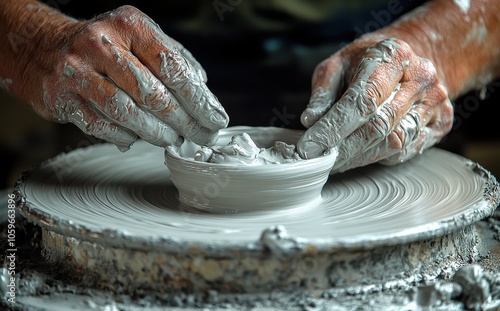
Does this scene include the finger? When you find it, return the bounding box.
[301,56,344,128]
[93,46,218,146]
[381,98,453,165]
[333,94,453,173]
[169,37,208,83]
[380,81,452,165]
[53,93,137,151]
[158,50,228,130]
[111,7,208,82]
[378,72,453,162]
[332,107,422,173]
[333,78,432,166]
[297,39,408,159]
[332,82,400,167]
[127,22,229,131]
[72,68,184,148]
[333,83,452,172]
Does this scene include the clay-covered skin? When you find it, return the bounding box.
[298,0,500,173]
[1,0,499,172]
[194,133,302,165]
[0,0,228,151]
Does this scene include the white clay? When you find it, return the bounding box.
[454,0,470,14]
[101,34,111,44]
[20,128,490,243]
[194,132,301,165]
[63,64,76,77]
[298,39,401,159]
[166,127,337,212]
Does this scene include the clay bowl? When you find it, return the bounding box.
[165,126,337,213]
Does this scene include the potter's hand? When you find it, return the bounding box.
[297,38,453,173]
[25,5,228,151]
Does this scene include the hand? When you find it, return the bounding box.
[297,37,453,173]
[28,6,228,151]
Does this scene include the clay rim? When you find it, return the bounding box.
[165,126,337,171]
[13,143,499,257]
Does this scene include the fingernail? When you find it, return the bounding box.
[210,111,229,128]
[300,109,316,128]
[194,146,213,162]
[116,145,131,152]
[301,107,325,128]
[299,141,325,159]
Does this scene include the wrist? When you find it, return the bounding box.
[368,0,500,99]
[363,20,455,96]
[8,2,81,105]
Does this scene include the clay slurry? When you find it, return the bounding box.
[193,133,303,165]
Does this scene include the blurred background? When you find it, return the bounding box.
[1,0,499,189]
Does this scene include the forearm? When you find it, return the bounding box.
[372,0,500,99]
[0,0,77,100]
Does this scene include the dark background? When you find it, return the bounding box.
[1,0,499,188]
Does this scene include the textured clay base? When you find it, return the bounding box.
[14,127,500,294]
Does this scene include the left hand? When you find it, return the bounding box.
[11,5,228,151]
[296,36,454,173]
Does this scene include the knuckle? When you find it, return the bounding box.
[110,99,133,124]
[388,128,405,150]
[360,100,377,119]
[312,57,340,86]
[367,116,390,138]
[393,39,413,59]
[344,85,377,118]
[362,38,413,66]
[433,83,449,103]
[366,39,399,62]
[143,125,165,145]
[363,79,383,103]
[390,109,421,150]
[441,101,454,133]
[147,90,177,114]
[55,52,83,79]
[418,58,438,82]
[160,50,191,83]
[80,23,103,40]
[84,115,100,134]
[113,5,143,18]
[75,23,109,51]
[359,93,378,117]
[378,105,397,130]
[372,38,412,63]
[61,52,82,67]
[313,60,330,80]
[94,5,148,32]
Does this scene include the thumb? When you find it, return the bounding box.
[301,55,344,128]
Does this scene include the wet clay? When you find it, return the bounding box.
[165,127,337,212]
[194,133,302,165]
[13,124,500,296]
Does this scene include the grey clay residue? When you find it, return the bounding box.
[194,133,302,165]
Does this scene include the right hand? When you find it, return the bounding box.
[297,36,453,173]
[27,5,228,151]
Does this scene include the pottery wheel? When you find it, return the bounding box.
[15,130,499,294]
